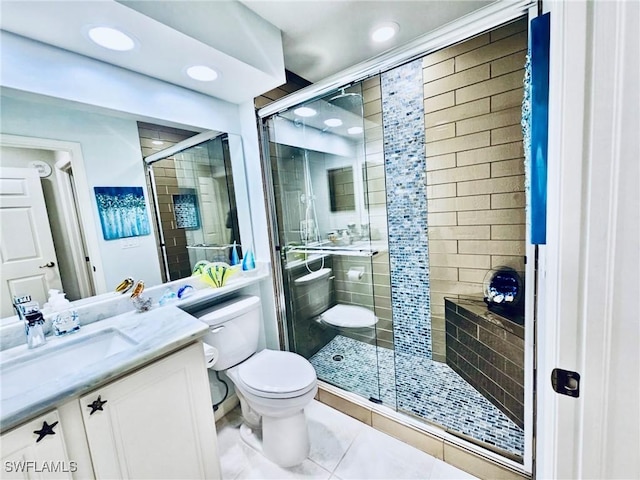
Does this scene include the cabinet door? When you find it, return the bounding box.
[80,342,220,479]
[1,410,73,479]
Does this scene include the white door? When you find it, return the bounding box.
[199,176,228,246]
[539,1,640,479]
[0,167,62,317]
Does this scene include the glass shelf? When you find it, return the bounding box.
[286,244,379,257]
[186,244,236,251]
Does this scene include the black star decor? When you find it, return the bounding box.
[33,420,58,443]
[87,395,108,415]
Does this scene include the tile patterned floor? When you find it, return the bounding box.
[216,400,478,480]
[310,335,524,458]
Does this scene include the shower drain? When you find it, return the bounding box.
[332,354,344,362]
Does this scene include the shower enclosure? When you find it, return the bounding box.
[261,15,531,468]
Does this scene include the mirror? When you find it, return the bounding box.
[327,166,355,212]
[0,91,252,319]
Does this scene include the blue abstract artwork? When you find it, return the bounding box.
[173,192,200,229]
[94,186,151,240]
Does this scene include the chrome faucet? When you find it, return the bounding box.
[13,295,47,349]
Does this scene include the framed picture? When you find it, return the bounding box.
[94,186,151,240]
[173,191,200,229]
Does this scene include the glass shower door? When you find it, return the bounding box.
[264,83,391,406]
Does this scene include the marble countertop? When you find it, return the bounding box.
[1,305,206,432]
[0,267,269,351]
[0,267,271,432]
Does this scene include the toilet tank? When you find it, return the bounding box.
[294,268,332,317]
[195,295,261,370]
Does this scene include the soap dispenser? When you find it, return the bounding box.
[47,289,79,336]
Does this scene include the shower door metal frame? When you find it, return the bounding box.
[258,0,535,119]
[259,92,389,405]
[257,117,291,351]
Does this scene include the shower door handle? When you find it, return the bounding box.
[551,368,580,398]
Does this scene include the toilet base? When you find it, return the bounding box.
[239,423,263,453]
[239,410,310,467]
[263,409,310,467]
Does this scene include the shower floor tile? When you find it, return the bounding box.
[309,335,525,458]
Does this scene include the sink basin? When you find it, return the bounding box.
[1,328,138,401]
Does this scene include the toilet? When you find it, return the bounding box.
[294,268,378,339]
[195,295,317,467]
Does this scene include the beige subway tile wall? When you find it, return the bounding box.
[254,70,311,109]
[422,18,527,362]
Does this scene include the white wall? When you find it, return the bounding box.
[237,101,281,349]
[538,1,640,479]
[0,31,242,135]
[0,96,163,292]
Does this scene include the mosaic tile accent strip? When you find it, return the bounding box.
[310,335,525,458]
[381,59,432,358]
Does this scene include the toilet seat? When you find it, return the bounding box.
[235,350,317,399]
[321,304,378,328]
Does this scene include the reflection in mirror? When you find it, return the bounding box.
[1,94,252,322]
[145,131,241,281]
[327,166,355,212]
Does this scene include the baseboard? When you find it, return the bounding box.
[213,393,239,422]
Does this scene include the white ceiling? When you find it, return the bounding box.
[240,0,494,82]
[0,0,495,103]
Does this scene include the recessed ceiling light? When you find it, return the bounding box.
[88,26,135,51]
[324,118,343,127]
[347,126,363,135]
[186,65,219,82]
[294,107,317,117]
[152,140,164,146]
[371,22,399,43]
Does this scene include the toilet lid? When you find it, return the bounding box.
[321,304,378,328]
[238,350,317,398]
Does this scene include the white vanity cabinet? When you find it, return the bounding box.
[80,342,220,479]
[1,342,220,480]
[1,410,73,479]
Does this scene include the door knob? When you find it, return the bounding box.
[39,262,55,268]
